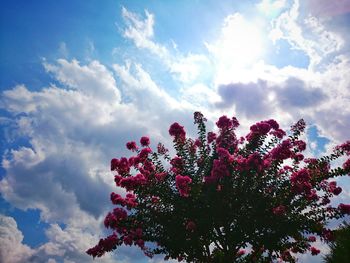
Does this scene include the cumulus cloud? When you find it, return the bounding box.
[44,59,121,104]
[0,57,197,262]
[215,80,275,118]
[1,4,349,263]
[269,0,344,69]
[0,215,33,263]
[275,77,327,108]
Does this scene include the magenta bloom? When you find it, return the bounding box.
[207,132,217,143]
[111,158,119,171]
[266,119,279,130]
[89,112,350,262]
[272,205,286,216]
[169,122,186,139]
[155,172,167,181]
[310,246,320,256]
[139,147,152,160]
[140,136,150,147]
[343,159,350,174]
[185,221,196,231]
[338,203,350,214]
[126,141,138,151]
[216,115,233,129]
[175,175,192,197]
[308,236,316,242]
[86,233,119,258]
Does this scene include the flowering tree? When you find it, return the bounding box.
[87,112,350,262]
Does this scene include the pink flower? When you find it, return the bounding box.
[207,132,217,143]
[333,187,342,195]
[211,159,230,179]
[266,119,279,130]
[135,228,143,237]
[338,203,350,214]
[217,147,232,162]
[281,250,291,261]
[157,143,168,154]
[123,235,133,246]
[194,111,206,123]
[170,156,183,168]
[155,172,167,181]
[216,115,233,129]
[322,228,334,241]
[114,175,123,186]
[175,175,192,197]
[310,246,320,255]
[294,140,306,151]
[126,141,138,151]
[185,221,196,231]
[237,249,245,256]
[272,205,286,216]
[151,196,160,203]
[111,158,119,171]
[116,157,130,175]
[135,239,145,248]
[291,119,306,133]
[343,159,350,174]
[104,212,117,229]
[270,139,293,160]
[329,181,342,195]
[308,236,316,242]
[250,121,271,135]
[113,208,128,221]
[110,192,125,206]
[139,148,152,160]
[270,128,286,139]
[169,122,186,139]
[140,136,150,147]
[335,141,350,155]
[120,174,146,191]
[86,233,119,258]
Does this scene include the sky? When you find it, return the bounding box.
[0,0,350,262]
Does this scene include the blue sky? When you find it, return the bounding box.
[0,0,350,262]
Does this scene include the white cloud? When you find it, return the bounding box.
[121,7,210,84]
[1,4,349,263]
[0,58,197,262]
[270,0,344,69]
[0,215,33,263]
[121,7,168,59]
[44,59,121,104]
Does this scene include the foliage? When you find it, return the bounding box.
[87,112,350,262]
[323,222,350,263]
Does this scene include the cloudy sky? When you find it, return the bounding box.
[1,0,350,262]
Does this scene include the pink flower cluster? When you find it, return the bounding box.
[175,175,192,197]
[86,233,120,258]
[169,122,186,140]
[290,169,312,194]
[88,112,350,262]
[115,173,147,191]
[216,115,239,129]
[111,192,138,209]
[272,205,286,216]
[338,203,350,214]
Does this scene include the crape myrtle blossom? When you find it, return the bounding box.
[88,112,350,262]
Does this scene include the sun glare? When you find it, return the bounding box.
[208,14,265,68]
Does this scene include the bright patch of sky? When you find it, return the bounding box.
[1,0,350,262]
